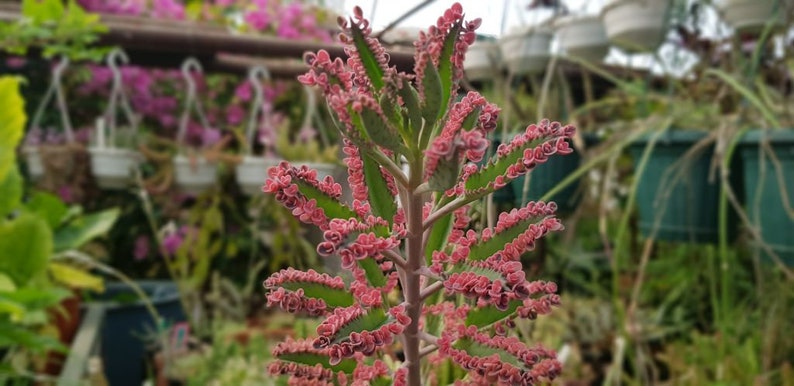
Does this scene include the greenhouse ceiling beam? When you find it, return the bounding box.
[0,2,416,74]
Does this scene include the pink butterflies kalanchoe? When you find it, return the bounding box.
[262,2,574,385]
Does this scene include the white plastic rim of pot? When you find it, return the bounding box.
[601,0,671,53]
[464,40,501,81]
[173,154,217,195]
[556,15,610,62]
[89,147,142,189]
[22,147,44,181]
[235,155,280,196]
[499,27,553,75]
[717,0,793,34]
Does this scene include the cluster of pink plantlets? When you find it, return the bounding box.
[261,3,574,385]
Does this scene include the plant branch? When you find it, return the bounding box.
[382,249,408,269]
[419,344,439,358]
[423,196,468,230]
[366,147,409,187]
[418,331,439,345]
[420,281,444,301]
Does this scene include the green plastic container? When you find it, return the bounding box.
[738,130,794,265]
[629,131,738,243]
[511,134,597,214]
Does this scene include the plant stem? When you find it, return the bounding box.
[420,281,444,301]
[402,158,425,385]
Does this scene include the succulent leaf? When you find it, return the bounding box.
[276,352,358,374]
[465,300,522,327]
[361,154,397,227]
[279,282,355,308]
[467,216,550,261]
[358,257,387,288]
[349,21,385,91]
[333,307,389,344]
[294,179,358,221]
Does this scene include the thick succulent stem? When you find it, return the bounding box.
[402,158,425,385]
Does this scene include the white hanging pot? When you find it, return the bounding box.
[464,39,501,81]
[235,155,279,196]
[173,154,217,195]
[89,147,142,189]
[498,27,553,75]
[716,0,793,34]
[22,147,44,181]
[601,0,671,53]
[555,15,610,62]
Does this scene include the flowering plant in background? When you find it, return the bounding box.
[77,0,336,42]
[262,3,574,385]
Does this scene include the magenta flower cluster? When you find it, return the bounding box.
[262,3,573,385]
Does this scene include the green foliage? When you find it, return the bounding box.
[0,77,26,186]
[0,214,52,288]
[0,0,109,61]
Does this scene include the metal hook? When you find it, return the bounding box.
[30,55,74,143]
[177,57,210,149]
[244,65,271,155]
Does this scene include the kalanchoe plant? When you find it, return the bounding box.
[261,3,575,385]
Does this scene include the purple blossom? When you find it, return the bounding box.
[134,235,150,260]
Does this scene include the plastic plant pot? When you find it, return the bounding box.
[173,154,217,195]
[555,15,610,62]
[235,155,280,196]
[738,129,794,265]
[89,280,185,386]
[717,0,793,35]
[498,27,553,75]
[629,131,739,243]
[464,38,501,81]
[601,0,671,53]
[89,147,142,189]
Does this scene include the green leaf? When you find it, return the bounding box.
[453,337,525,369]
[0,214,52,287]
[435,21,463,122]
[0,320,66,353]
[361,154,397,225]
[280,282,355,308]
[349,21,385,92]
[467,216,549,261]
[420,60,443,130]
[24,191,68,229]
[53,208,120,252]
[464,300,521,328]
[333,307,389,344]
[0,273,16,292]
[358,257,387,288]
[398,83,424,140]
[0,164,22,218]
[48,262,104,292]
[294,180,358,222]
[425,211,453,264]
[360,107,403,152]
[277,352,358,374]
[447,264,504,282]
[0,76,26,183]
[428,156,460,192]
[464,135,558,193]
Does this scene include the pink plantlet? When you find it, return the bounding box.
[262,3,575,385]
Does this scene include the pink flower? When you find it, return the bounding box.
[134,235,150,260]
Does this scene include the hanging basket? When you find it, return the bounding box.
[88,50,143,190]
[716,0,793,35]
[89,147,142,189]
[172,58,218,195]
[601,0,671,53]
[173,154,217,195]
[629,131,739,243]
[236,155,279,196]
[464,38,501,81]
[738,129,794,265]
[498,27,552,75]
[22,146,45,181]
[555,15,610,62]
